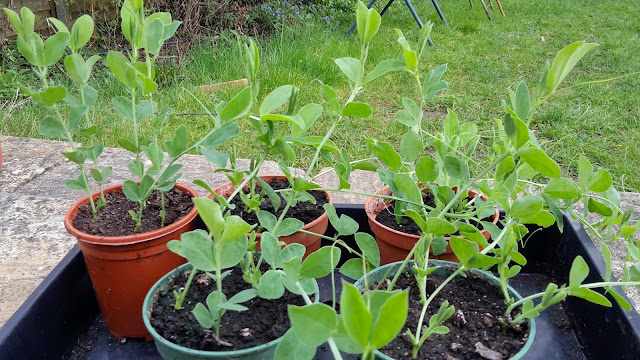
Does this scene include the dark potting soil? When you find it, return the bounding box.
[379,269,529,360]
[226,179,328,227]
[72,188,194,237]
[376,194,493,236]
[149,265,308,351]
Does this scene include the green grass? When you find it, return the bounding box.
[2,0,639,189]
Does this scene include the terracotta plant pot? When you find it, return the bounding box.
[64,183,198,339]
[365,186,499,265]
[212,175,332,258]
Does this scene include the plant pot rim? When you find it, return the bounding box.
[143,262,319,357]
[365,186,499,240]
[211,174,333,233]
[64,182,199,246]
[357,259,536,360]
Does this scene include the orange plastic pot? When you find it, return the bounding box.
[64,183,198,339]
[365,186,499,265]
[212,175,331,258]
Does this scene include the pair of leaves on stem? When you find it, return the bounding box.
[275,282,408,360]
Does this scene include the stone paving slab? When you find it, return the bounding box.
[0,135,637,329]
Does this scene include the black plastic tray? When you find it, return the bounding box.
[1,204,639,359]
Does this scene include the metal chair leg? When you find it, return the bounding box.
[479,0,492,20]
[431,0,448,26]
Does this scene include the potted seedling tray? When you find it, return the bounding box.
[1,204,639,359]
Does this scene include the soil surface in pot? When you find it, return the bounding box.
[149,264,308,351]
[379,268,529,360]
[72,188,194,236]
[226,179,328,227]
[376,194,492,236]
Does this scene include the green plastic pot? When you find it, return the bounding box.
[143,262,319,360]
[354,260,536,360]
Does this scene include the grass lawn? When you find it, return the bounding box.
[2,0,639,189]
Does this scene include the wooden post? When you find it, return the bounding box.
[53,0,72,26]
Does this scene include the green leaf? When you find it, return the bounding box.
[193,198,224,240]
[340,282,372,348]
[292,103,323,137]
[274,218,304,237]
[569,287,612,307]
[220,86,252,122]
[518,148,561,178]
[274,139,295,161]
[69,15,94,51]
[355,233,380,267]
[65,178,86,191]
[368,139,402,172]
[569,256,589,290]
[364,6,381,43]
[135,100,157,123]
[258,270,285,299]
[400,131,422,162]
[335,57,361,83]
[200,148,229,168]
[395,174,422,205]
[547,41,599,92]
[43,32,70,66]
[167,239,185,257]
[112,96,134,121]
[519,211,556,227]
[258,211,277,232]
[543,178,580,199]
[277,243,306,268]
[289,304,337,347]
[587,169,612,193]
[220,216,255,244]
[339,258,366,280]
[218,236,249,269]
[370,290,408,348]
[511,195,543,218]
[261,114,305,130]
[192,303,214,329]
[32,86,67,107]
[514,81,531,122]
[341,102,372,118]
[38,116,66,138]
[606,288,631,311]
[323,204,359,236]
[426,218,456,236]
[181,230,216,271]
[578,155,593,186]
[587,198,613,216]
[394,110,418,128]
[260,85,295,115]
[416,157,439,183]
[260,232,281,267]
[364,59,406,84]
[300,247,341,279]
[450,236,479,266]
[443,155,469,181]
[423,64,449,101]
[444,109,459,139]
[106,51,138,89]
[275,329,317,360]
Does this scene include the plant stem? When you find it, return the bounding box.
[175,265,197,310]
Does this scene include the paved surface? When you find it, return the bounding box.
[0,135,637,328]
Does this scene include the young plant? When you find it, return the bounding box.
[4,7,110,216]
[360,38,640,358]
